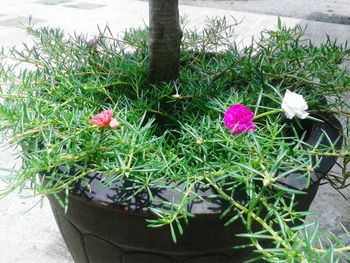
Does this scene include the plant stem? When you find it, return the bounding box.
[166,180,199,225]
[305,150,350,157]
[205,176,292,251]
[207,176,350,258]
[309,109,350,117]
[8,126,43,144]
[254,109,283,121]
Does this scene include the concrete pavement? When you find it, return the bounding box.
[0,0,349,262]
[181,0,350,25]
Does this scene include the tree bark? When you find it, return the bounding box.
[148,0,182,84]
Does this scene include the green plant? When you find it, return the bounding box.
[1,19,350,262]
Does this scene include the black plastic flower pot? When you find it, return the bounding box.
[46,117,342,263]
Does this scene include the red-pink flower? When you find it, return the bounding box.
[224,104,255,135]
[89,109,113,127]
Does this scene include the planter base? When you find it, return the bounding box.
[48,183,319,263]
[49,195,254,263]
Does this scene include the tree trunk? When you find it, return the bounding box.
[148,0,182,84]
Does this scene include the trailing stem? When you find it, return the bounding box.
[205,177,350,260]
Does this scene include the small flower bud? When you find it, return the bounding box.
[196,138,203,145]
[109,118,120,129]
[263,176,274,187]
[172,93,181,99]
[87,37,100,47]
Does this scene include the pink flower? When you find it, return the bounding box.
[224,104,255,135]
[87,37,100,47]
[89,109,113,127]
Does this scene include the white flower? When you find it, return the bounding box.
[281,89,309,119]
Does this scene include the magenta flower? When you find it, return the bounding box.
[224,104,255,135]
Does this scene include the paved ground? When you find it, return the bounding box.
[0,0,349,262]
[180,0,350,25]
